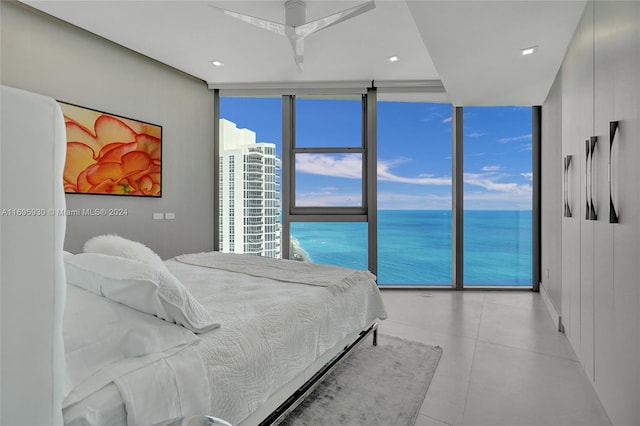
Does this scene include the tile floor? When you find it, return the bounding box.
[378,290,612,426]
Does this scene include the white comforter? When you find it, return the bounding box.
[165,256,388,425]
[63,255,387,425]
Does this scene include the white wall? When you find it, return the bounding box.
[0,2,215,259]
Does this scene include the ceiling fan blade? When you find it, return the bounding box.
[286,32,305,71]
[295,0,375,38]
[209,5,288,37]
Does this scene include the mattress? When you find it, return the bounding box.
[63,256,387,425]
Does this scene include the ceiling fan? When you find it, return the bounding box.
[210,0,376,71]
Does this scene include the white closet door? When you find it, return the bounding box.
[576,1,596,382]
[595,2,640,425]
[560,63,582,355]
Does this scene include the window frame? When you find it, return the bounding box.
[281,91,378,275]
[289,94,368,214]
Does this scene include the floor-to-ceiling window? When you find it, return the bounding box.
[214,90,535,288]
[463,106,533,286]
[377,101,452,285]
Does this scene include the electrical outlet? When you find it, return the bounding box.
[153,213,164,220]
[165,212,175,220]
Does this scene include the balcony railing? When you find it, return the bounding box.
[245,208,263,217]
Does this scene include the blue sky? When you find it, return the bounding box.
[220,97,532,210]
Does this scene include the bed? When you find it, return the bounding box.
[0,85,387,426]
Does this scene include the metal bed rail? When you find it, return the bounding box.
[258,322,379,426]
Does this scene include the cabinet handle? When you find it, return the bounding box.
[589,136,598,221]
[564,155,573,217]
[585,139,590,220]
[609,121,619,223]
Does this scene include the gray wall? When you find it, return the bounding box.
[1,2,215,259]
[540,72,563,314]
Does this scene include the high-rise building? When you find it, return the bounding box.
[218,119,281,258]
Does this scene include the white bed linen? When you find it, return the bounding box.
[63,285,205,408]
[62,257,387,425]
[114,345,210,426]
[165,257,388,425]
[63,384,126,426]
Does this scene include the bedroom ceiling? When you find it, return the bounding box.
[20,0,587,106]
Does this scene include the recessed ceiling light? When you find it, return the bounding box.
[210,60,224,67]
[388,55,399,63]
[521,46,538,56]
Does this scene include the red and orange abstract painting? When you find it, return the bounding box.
[59,102,161,197]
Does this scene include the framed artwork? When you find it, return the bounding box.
[58,101,162,197]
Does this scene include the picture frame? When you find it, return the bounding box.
[58,101,162,197]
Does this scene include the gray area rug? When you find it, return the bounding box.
[280,334,442,426]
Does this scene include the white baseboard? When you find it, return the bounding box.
[539,283,563,332]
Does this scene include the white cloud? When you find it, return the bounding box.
[521,172,533,181]
[481,165,502,172]
[295,154,532,209]
[467,132,486,138]
[465,163,533,208]
[441,117,452,124]
[382,158,451,185]
[464,172,532,195]
[421,112,444,122]
[295,154,362,179]
[498,134,532,143]
[465,173,517,191]
[377,192,452,210]
[296,154,452,186]
[295,192,362,207]
[378,162,450,185]
[463,190,532,210]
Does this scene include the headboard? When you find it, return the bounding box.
[1,85,67,425]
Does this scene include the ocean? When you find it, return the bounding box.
[290,210,532,286]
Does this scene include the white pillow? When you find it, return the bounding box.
[83,235,166,271]
[65,253,220,334]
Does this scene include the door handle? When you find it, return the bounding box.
[609,121,619,224]
[585,137,598,221]
[564,155,573,217]
[589,136,598,221]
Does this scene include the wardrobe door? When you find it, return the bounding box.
[560,20,584,356]
[576,1,596,382]
[595,2,640,425]
[592,0,615,393]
